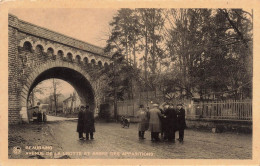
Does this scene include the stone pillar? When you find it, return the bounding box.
[8,15,22,124]
[20,106,29,123]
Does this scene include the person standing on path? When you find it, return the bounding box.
[137,104,149,139]
[164,104,178,142]
[77,106,86,140]
[159,102,168,140]
[176,104,186,143]
[148,103,164,141]
[84,105,95,140]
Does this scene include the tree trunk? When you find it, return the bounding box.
[53,79,57,115]
[133,43,136,67]
[144,26,149,106]
[113,61,118,120]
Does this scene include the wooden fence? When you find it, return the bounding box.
[189,100,252,121]
[117,100,144,117]
[117,99,252,121]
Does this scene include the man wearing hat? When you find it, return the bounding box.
[164,104,178,142]
[84,105,95,140]
[159,102,168,140]
[148,103,164,141]
[137,104,149,139]
[77,105,86,140]
[176,104,186,142]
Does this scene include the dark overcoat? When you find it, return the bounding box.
[159,109,167,133]
[84,110,95,133]
[77,110,85,133]
[176,108,186,130]
[164,108,178,132]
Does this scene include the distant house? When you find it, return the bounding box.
[63,92,81,114]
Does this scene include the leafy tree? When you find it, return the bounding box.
[28,82,45,107]
[103,52,138,118]
[164,9,252,100]
[105,8,253,102]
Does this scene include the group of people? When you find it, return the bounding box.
[77,105,95,140]
[137,102,186,143]
[76,102,186,142]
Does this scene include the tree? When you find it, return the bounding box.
[28,82,46,107]
[102,51,138,119]
[164,9,252,100]
[105,9,142,100]
[106,9,141,65]
[137,9,166,95]
[105,8,253,103]
[51,79,62,115]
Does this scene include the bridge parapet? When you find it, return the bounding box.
[9,14,112,64]
[8,14,112,124]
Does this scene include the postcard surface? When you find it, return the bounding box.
[0,0,260,165]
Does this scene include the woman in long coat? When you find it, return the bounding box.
[77,106,86,140]
[84,106,95,140]
[137,104,148,139]
[148,104,164,141]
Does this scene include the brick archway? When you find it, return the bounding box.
[8,14,112,124]
[19,61,97,123]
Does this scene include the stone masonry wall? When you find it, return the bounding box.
[8,21,21,124]
[8,14,111,124]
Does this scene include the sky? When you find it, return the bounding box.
[10,9,118,100]
[34,79,74,100]
[9,8,118,47]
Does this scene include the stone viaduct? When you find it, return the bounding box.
[8,14,112,124]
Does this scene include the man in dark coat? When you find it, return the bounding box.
[84,105,95,140]
[176,104,186,142]
[159,105,167,140]
[164,104,178,142]
[77,106,86,140]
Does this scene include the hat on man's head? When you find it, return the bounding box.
[80,105,85,109]
[164,104,170,109]
[177,103,183,106]
[153,103,159,107]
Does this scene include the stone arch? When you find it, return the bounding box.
[44,44,56,53]
[19,37,34,48]
[46,47,53,56]
[47,47,56,60]
[33,41,45,52]
[35,44,44,54]
[91,59,96,66]
[57,50,64,60]
[19,61,97,122]
[55,48,64,55]
[75,55,82,64]
[83,57,89,65]
[104,62,109,69]
[98,61,103,68]
[23,41,33,52]
[66,52,73,62]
